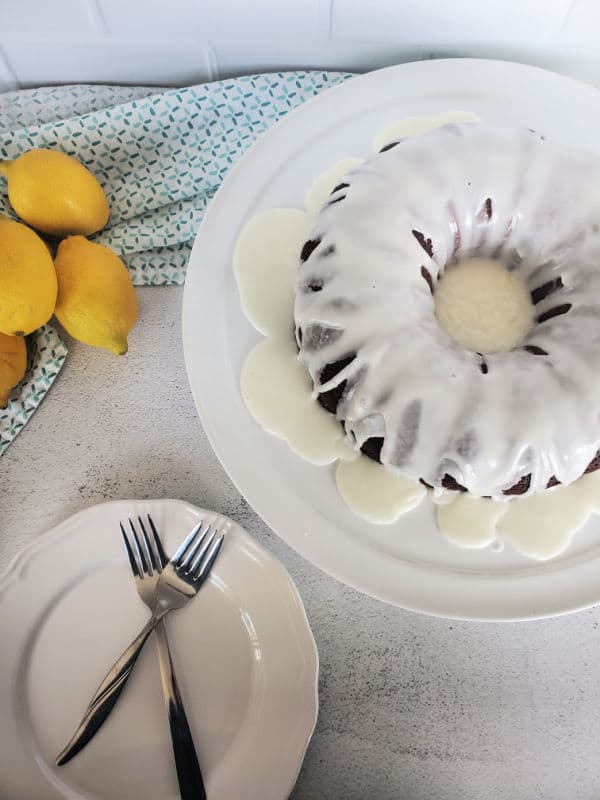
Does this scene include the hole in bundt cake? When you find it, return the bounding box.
[317,355,356,414]
[420,265,434,294]
[360,437,384,461]
[300,238,322,262]
[434,258,534,355]
[330,182,349,194]
[531,276,563,304]
[412,229,434,257]
[536,303,571,324]
[379,141,400,152]
[523,345,548,356]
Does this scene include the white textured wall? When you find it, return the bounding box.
[1,0,600,92]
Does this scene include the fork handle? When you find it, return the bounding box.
[156,620,207,800]
[56,615,160,766]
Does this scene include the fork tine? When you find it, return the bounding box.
[187,529,216,575]
[120,522,141,578]
[129,518,151,576]
[147,514,168,568]
[137,516,160,573]
[172,521,204,567]
[180,524,212,570]
[192,534,224,583]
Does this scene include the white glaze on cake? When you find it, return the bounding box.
[374,111,480,152]
[234,208,311,336]
[437,470,600,559]
[336,456,426,524]
[295,123,600,498]
[305,158,365,216]
[241,337,354,464]
[235,113,600,561]
[235,206,355,464]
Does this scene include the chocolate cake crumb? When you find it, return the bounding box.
[585,450,600,474]
[442,474,467,492]
[531,276,563,304]
[503,474,532,495]
[420,265,434,294]
[300,238,321,262]
[412,229,434,257]
[536,303,571,324]
[361,437,384,461]
[319,355,355,385]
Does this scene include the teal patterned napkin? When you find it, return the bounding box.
[0,71,352,455]
[0,328,68,455]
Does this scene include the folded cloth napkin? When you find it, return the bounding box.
[0,70,352,456]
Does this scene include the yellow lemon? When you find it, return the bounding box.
[0,218,57,335]
[0,149,110,236]
[54,236,137,355]
[0,332,26,408]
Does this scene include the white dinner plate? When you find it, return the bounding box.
[0,499,318,800]
[182,58,600,621]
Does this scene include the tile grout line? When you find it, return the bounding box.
[87,0,109,34]
[557,0,578,37]
[0,42,20,90]
[206,42,219,82]
[327,0,334,39]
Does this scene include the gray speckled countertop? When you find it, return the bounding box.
[3,286,600,800]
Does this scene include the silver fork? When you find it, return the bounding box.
[56,518,225,769]
[121,515,207,800]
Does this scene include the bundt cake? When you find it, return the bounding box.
[294,123,600,499]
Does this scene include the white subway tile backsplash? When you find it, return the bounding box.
[1,0,99,33]
[99,0,203,37]
[99,0,320,39]
[212,38,427,77]
[2,35,213,87]
[331,0,571,44]
[2,0,600,93]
